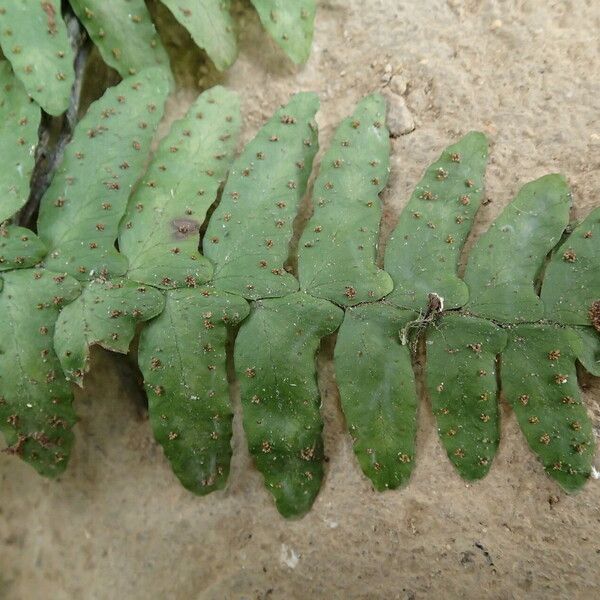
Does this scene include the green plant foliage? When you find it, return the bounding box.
[0,61,41,223]
[426,313,507,480]
[573,326,600,377]
[138,287,249,494]
[250,0,316,64]
[541,207,600,326]
[120,86,241,289]
[159,0,238,71]
[0,70,598,510]
[0,0,74,116]
[298,93,393,306]
[54,278,165,386]
[235,292,343,517]
[37,67,171,280]
[0,268,81,476]
[0,225,47,271]
[502,325,594,491]
[334,304,418,490]
[0,0,319,104]
[204,92,319,300]
[464,174,571,322]
[70,0,171,78]
[384,132,488,312]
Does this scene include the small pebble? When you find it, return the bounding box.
[390,74,408,96]
[383,90,415,136]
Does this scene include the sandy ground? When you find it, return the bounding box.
[2,1,600,598]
